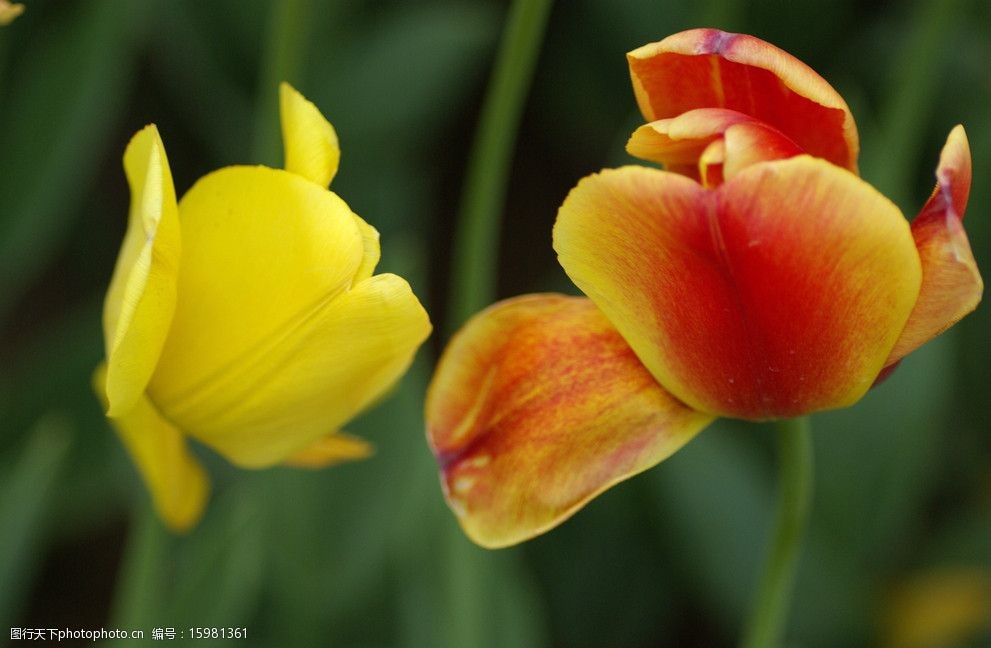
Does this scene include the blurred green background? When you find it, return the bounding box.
[1,0,989,646]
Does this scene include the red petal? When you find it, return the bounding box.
[627,108,802,186]
[554,157,921,419]
[628,29,858,172]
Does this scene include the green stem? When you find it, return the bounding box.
[446,0,553,334]
[251,0,314,166]
[740,417,814,648]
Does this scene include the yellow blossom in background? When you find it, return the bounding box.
[94,83,432,532]
[882,567,991,648]
[0,0,24,26]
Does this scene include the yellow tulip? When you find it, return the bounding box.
[94,83,432,532]
[0,0,24,26]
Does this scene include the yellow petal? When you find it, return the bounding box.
[102,125,180,417]
[283,432,374,469]
[554,158,921,419]
[0,0,24,25]
[157,273,430,468]
[149,165,364,415]
[882,567,991,648]
[426,294,713,548]
[93,364,208,533]
[279,82,340,187]
[351,213,381,284]
[886,125,982,364]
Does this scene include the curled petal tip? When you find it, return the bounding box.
[279,82,341,187]
[886,126,981,364]
[936,124,971,218]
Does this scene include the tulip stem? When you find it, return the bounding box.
[446,0,553,334]
[740,416,814,648]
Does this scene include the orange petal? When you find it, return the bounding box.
[886,125,982,364]
[628,29,858,172]
[554,157,921,420]
[627,108,802,186]
[426,294,713,548]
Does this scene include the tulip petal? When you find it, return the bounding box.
[93,364,209,532]
[0,1,24,26]
[628,29,858,171]
[102,125,181,417]
[283,432,374,469]
[697,139,726,187]
[554,157,921,419]
[627,108,802,185]
[886,125,982,364]
[426,294,713,548]
[158,273,430,468]
[627,108,752,167]
[149,165,364,415]
[722,120,804,180]
[882,568,991,648]
[280,82,340,187]
[351,213,381,284]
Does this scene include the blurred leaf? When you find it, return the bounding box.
[147,4,254,164]
[527,482,677,647]
[0,297,125,539]
[109,507,173,630]
[0,0,150,324]
[2,297,102,435]
[788,532,874,647]
[796,336,955,647]
[922,508,991,577]
[110,483,267,647]
[860,0,962,206]
[167,481,268,632]
[308,1,500,147]
[443,535,546,648]
[814,335,954,572]
[252,0,318,165]
[0,415,72,632]
[646,421,773,638]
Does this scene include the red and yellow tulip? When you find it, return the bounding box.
[427,29,982,548]
[95,83,431,531]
